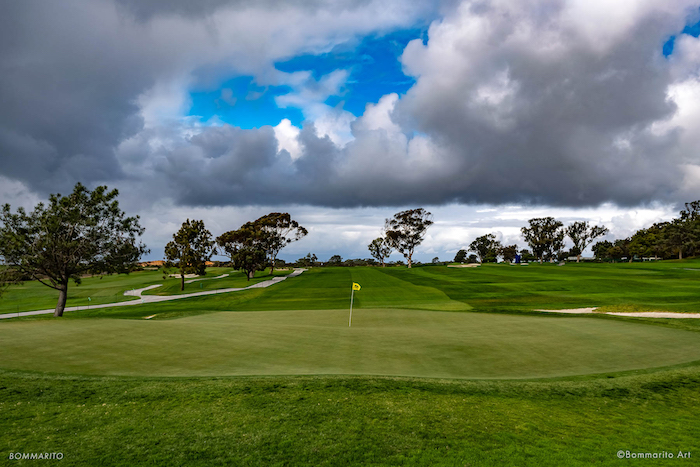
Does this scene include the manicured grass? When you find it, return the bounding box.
[141,268,292,296]
[3,262,700,464]
[1,309,700,378]
[0,267,287,314]
[375,261,700,313]
[1,368,699,466]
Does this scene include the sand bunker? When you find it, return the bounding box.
[536,307,700,318]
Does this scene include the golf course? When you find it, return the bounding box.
[2,262,700,465]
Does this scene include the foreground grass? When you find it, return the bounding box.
[1,368,699,466]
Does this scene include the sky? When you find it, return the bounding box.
[2,0,700,263]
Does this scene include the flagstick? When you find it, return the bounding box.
[349,287,355,327]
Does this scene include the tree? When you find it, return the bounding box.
[216,221,268,281]
[629,224,667,260]
[165,219,214,290]
[500,244,518,263]
[384,208,433,268]
[254,213,308,274]
[453,249,468,263]
[327,255,343,265]
[521,217,564,262]
[663,201,700,259]
[297,253,317,267]
[0,183,148,317]
[519,249,537,262]
[368,237,392,267]
[469,234,502,263]
[611,238,632,262]
[592,240,613,261]
[565,221,609,262]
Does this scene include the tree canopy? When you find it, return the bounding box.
[469,234,502,263]
[565,221,609,262]
[254,213,307,274]
[384,208,433,268]
[216,221,268,281]
[500,244,519,263]
[453,249,468,263]
[368,237,392,267]
[165,219,214,290]
[521,217,564,262]
[0,183,147,316]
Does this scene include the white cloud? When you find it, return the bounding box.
[274,118,302,160]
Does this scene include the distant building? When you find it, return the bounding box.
[140,260,215,267]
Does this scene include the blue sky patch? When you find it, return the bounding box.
[187,28,427,128]
[663,16,700,57]
[276,28,427,116]
[188,76,304,128]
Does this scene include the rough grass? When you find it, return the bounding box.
[1,368,699,466]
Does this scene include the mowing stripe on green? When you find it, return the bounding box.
[2,309,700,378]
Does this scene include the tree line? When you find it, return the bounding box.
[2,182,700,317]
[453,219,609,264]
[592,202,700,262]
[453,201,700,264]
[165,212,308,291]
[0,183,309,316]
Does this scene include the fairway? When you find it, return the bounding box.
[2,309,700,378]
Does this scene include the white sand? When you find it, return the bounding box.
[607,312,700,318]
[536,308,597,314]
[536,307,700,318]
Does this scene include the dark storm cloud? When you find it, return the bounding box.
[113,0,347,21]
[393,1,695,207]
[1,0,698,210]
[0,0,433,202]
[0,0,149,195]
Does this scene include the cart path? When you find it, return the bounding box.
[0,269,306,319]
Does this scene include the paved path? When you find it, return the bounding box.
[0,269,306,320]
[184,273,229,284]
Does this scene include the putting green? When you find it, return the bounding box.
[2,310,700,378]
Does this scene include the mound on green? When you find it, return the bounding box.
[2,310,700,378]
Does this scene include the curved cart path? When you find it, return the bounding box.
[0,269,306,320]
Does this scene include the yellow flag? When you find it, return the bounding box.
[352,282,361,291]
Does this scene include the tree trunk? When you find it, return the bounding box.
[679,250,683,260]
[180,273,185,291]
[247,270,255,280]
[54,283,68,317]
[407,253,412,268]
[381,259,385,267]
[269,255,275,276]
[577,254,581,263]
